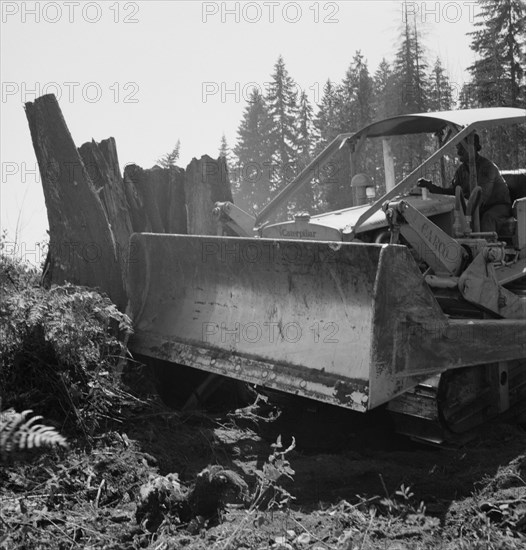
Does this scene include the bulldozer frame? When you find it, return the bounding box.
[127,107,526,443]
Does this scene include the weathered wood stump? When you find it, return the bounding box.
[78,138,134,276]
[123,164,187,234]
[185,155,232,235]
[25,93,233,311]
[25,94,127,309]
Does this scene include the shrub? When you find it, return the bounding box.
[0,252,134,438]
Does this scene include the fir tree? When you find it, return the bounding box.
[393,6,429,114]
[468,0,525,107]
[266,55,300,195]
[157,139,181,168]
[312,79,346,211]
[219,133,229,158]
[340,51,374,131]
[372,59,396,120]
[391,5,432,175]
[428,57,454,111]
[466,0,526,166]
[370,59,399,195]
[292,91,316,213]
[458,83,476,109]
[313,79,340,151]
[232,88,273,213]
[428,58,456,184]
[296,91,313,160]
[325,51,375,209]
[218,133,234,191]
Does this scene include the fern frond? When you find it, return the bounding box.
[0,408,22,454]
[27,301,46,327]
[0,408,68,460]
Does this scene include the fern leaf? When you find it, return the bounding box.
[0,408,67,460]
[27,302,46,327]
[29,424,67,450]
[0,409,25,454]
[18,412,44,450]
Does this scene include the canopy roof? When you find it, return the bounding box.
[349,107,526,140]
[256,107,525,226]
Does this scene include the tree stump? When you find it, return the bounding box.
[78,138,133,274]
[25,93,233,312]
[185,155,232,235]
[123,164,186,234]
[25,94,126,309]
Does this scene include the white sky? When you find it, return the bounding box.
[0,0,480,255]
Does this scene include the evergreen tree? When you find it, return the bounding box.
[411,15,428,112]
[219,133,229,158]
[340,51,374,131]
[157,139,181,168]
[458,82,476,109]
[372,58,397,120]
[393,7,429,114]
[292,91,316,212]
[296,91,314,160]
[232,88,273,213]
[370,59,398,195]
[428,58,456,185]
[218,133,235,192]
[468,0,525,107]
[428,57,454,111]
[312,79,345,211]
[391,5,432,176]
[466,0,526,166]
[313,79,340,151]
[324,51,375,209]
[266,55,300,195]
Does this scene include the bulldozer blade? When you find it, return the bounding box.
[127,234,526,412]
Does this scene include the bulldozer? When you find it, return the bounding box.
[127,107,526,444]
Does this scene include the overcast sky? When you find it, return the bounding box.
[1,0,480,255]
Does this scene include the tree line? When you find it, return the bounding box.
[166,0,525,217]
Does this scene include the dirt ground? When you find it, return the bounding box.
[1,382,526,550]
